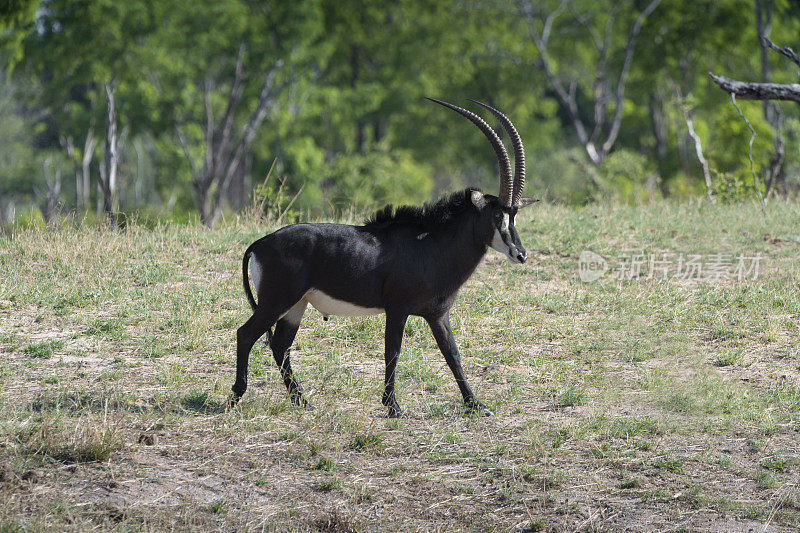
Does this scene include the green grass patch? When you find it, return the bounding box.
[351,433,384,452]
[1,202,799,529]
[23,339,64,359]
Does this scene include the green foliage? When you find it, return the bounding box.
[1,0,800,221]
[707,101,774,191]
[326,147,433,211]
[0,76,39,204]
[534,148,593,204]
[0,0,38,70]
[597,150,656,204]
[711,170,758,203]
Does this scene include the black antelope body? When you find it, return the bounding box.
[232,98,537,417]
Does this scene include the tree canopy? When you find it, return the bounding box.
[1,0,799,224]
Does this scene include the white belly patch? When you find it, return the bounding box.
[304,289,383,317]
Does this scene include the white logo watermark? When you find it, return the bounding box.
[579,250,608,282]
[578,250,763,283]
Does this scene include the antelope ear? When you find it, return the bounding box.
[470,190,487,209]
[517,197,539,209]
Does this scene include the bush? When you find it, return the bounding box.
[596,149,656,203]
[710,170,760,203]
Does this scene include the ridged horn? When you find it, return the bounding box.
[467,100,526,207]
[426,97,513,207]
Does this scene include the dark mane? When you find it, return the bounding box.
[364,188,480,229]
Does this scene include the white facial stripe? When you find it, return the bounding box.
[491,228,507,253]
[490,212,525,264]
[304,289,384,317]
[250,254,262,290]
[490,213,512,253]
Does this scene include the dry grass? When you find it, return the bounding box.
[0,200,799,531]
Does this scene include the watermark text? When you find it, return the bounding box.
[579,250,763,283]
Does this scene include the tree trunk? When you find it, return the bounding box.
[679,105,713,200]
[40,158,62,224]
[99,81,119,230]
[82,127,96,210]
[0,199,15,225]
[755,0,786,199]
[61,135,80,209]
[196,184,212,226]
[177,45,283,227]
[233,152,252,210]
[755,0,774,122]
[765,116,785,197]
[134,138,143,206]
[648,91,667,185]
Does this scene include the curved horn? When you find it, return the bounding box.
[468,100,526,207]
[426,97,513,207]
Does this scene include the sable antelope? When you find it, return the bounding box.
[232,98,536,417]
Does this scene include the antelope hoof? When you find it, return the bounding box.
[386,402,406,419]
[466,399,493,417]
[289,391,311,410]
[230,386,245,406]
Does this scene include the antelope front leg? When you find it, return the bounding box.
[425,312,492,416]
[382,312,408,418]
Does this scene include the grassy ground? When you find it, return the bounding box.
[1,199,799,532]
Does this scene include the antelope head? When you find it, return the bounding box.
[427,98,538,264]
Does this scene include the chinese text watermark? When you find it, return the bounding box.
[579,250,763,283]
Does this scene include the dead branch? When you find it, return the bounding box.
[763,36,800,69]
[210,60,283,224]
[708,73,800,103]
[602,0,662,155]
[211,43,247,179]
[678,103,713,200]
